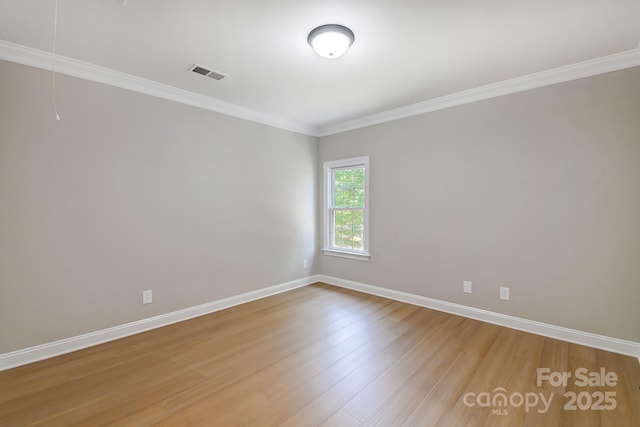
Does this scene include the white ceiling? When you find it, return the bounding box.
[1,0,639,135]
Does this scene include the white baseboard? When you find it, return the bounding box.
[318,275,640,360]
[0,275,321,371]
[2,274,637,371]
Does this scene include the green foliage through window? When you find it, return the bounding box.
[331,167,365,251]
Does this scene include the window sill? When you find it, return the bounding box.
[322,249,370,261]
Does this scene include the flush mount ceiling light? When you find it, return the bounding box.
[308,24,355,59]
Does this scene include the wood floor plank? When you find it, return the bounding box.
[361,321,499,427]
[157,304,442,426]
[402,350,484,426]
[319,409,361,427]
[523,338,571,427]
[343,314,464,422]
[155,293,396,417]
[597,349,640,426]
[245,309,445,426]
[0,283,638,427]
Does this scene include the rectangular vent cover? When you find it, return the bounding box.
[189,64,226,80]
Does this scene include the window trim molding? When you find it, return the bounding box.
[323,156,370,260]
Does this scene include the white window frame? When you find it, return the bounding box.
[323,156,370,261]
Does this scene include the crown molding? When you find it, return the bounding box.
[2,39,639,139]
[317,45,640,137]
[0,40,319,137]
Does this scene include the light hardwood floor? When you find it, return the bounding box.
[1,283,638,426]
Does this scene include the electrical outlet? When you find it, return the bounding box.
[303,259,309,269]
[463,281,472,294]
[142,290,152,304]
[500,287,510,301]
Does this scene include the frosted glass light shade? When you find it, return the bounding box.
[308,24,354,59]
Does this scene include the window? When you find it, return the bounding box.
[323,156,370,260]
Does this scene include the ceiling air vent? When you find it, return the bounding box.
[189,64,226,80]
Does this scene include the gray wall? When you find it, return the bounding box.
[319,67,640,342]
[0,60,318,353]
[1,58,638,355]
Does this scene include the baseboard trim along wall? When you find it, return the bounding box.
[318,275,640,361]
[0,275,321,372]
[1,274,638,371]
